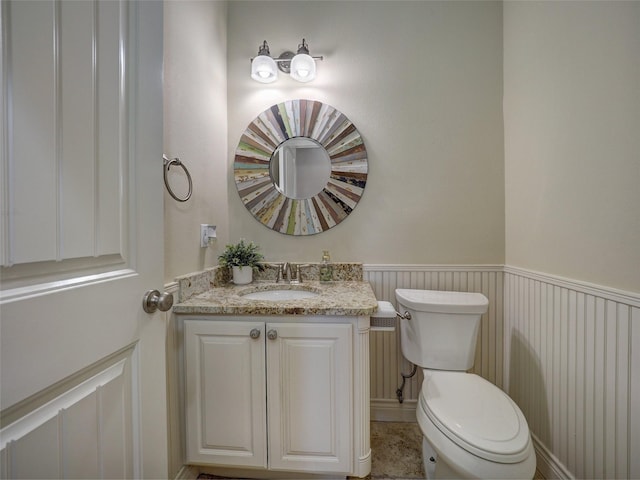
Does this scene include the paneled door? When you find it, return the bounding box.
[0,1,166,478]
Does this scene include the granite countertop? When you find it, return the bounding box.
[172,280,379,316]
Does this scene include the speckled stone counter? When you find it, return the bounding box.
[173,262,377,316]
[172,280,378,316]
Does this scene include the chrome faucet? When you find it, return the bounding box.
[288,263,300,284]
[264,262,311,284]
[279,262,299,284]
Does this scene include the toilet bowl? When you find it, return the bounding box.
[395,289,536,480]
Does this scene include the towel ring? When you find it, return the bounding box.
[163,155,192,202]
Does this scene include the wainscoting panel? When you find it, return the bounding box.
[363,265,504,421]
[504,266,640,480]
[0,348,135,479]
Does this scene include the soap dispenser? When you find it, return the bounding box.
[319,250,333,282]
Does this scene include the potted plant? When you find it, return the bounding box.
[218,239,264,285]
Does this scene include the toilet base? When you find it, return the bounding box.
[420,431,535,479]
[422,437,463,480]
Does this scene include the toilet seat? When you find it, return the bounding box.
[420,371,531,464]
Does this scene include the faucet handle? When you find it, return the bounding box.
[262,262,285,283]
[294,263,312,283]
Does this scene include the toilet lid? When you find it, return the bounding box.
[420,371,531,463]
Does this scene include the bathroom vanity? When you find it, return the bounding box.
[173,266,377,478]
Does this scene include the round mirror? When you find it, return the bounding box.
[270,137,331,199]
[234,99,368,236]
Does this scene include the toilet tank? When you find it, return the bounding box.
[395,289,489,371]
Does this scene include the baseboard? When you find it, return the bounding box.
[174,465,199,480]
[531,431,574,479]
[370,399,418,422]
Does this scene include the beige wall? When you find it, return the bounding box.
[163,0,229,283]
[504,1,640,293]
[226,1,505,265]
[163,1,640,291]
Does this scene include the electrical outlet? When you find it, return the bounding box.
[200,224,216,248]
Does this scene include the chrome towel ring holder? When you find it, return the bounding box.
[163,154,192,202]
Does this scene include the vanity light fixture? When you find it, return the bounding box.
[250,39,323,84]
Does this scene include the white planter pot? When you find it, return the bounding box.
[232,266,253,285]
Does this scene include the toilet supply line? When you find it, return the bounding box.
[396,363,418,404]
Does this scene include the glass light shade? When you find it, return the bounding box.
[251,55,277,83]
[290,53,316,82]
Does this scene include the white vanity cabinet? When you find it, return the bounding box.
[183,316,371,477]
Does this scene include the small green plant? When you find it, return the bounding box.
[218,239,264,271]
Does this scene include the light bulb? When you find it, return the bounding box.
[251,55,277,83]
[290,53,316,83]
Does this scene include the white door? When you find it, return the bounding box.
[0,1,166,478]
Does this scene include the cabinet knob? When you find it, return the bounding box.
[250,328,261,339]
[267,329,278,340]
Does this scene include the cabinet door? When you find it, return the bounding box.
[184,320,266,467]
[266,323,353,473]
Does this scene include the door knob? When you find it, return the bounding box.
[250,328,261,339]
[267,329,278,340]
[142,289,174,313]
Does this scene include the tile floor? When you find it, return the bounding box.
[363,421,425,479]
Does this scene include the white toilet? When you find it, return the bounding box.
[395,288,536,480]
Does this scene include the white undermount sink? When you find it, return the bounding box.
[240,288,320,301]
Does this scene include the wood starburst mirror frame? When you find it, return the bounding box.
[234,99,368,235]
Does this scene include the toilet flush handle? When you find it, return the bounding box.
[396,311,411,321]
